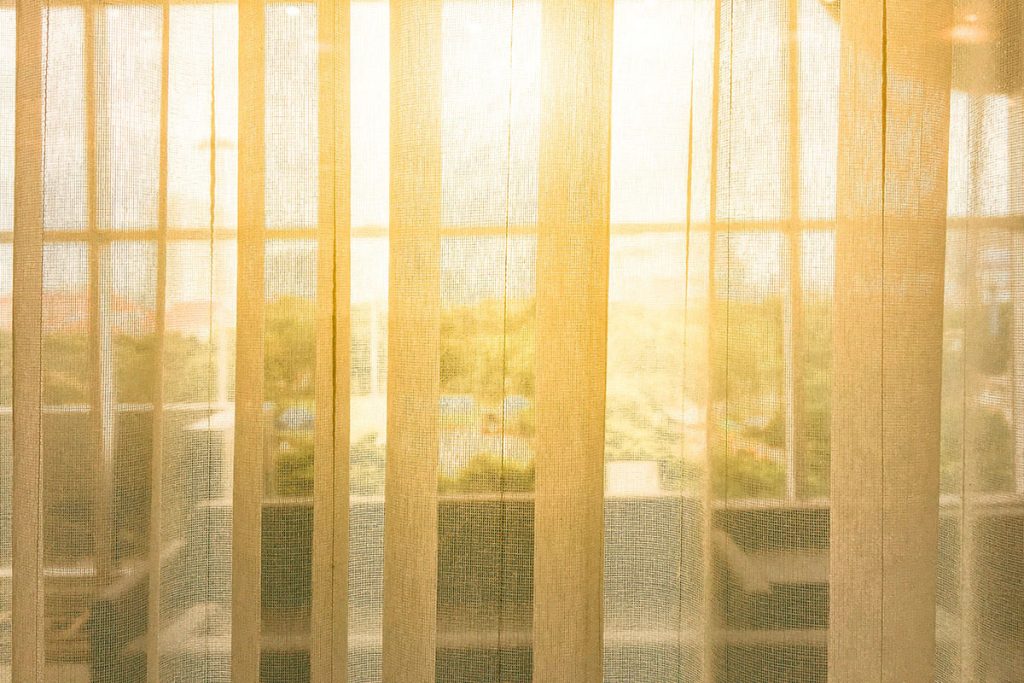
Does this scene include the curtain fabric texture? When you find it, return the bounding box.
[3,0,1023,681]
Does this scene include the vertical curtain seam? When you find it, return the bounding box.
[677,2,696,674]
[145,0,171,677]
[702,0,723,677]
[310,0,349,677]
[5,1,1007,680]
[831,0,951,678]
[497,0,517,677]
[877,1,887,674]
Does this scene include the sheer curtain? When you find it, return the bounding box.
[3,0,1023,681]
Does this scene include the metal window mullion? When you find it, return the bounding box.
[7,217,1020,246]
[783,0,806,501]
[84,0,116,587]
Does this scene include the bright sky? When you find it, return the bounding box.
[0,0,1010,303]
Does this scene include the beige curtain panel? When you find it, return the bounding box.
[2,0,1023,680]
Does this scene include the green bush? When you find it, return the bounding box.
[440,299,534,401]
[711,446,787,499]
[275,435,315,497]
[439,452,534,494]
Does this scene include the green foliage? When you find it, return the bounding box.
[115,332,217,403]
[274,440,537,498]
[939,308,1017,495]
[711,297,785,421]
[659,444,788,499]
[801,299,833,498]
[942,404,1015,494]
[265,296,316,404]
[441,298,534,402]
[275,436,315,497]
[23,283,1016,504]
[658,455,704,492]
[274,433,388,497]
[745,412,786,449]
[710,446,787,499]
[605,395,681,464]
[971,302,1012,376]
[510,405,534,438]
[42,332,90,404]
[972,409,1015,491]
[605,295,833,500]
[19,331,215,405]
[438,452,534,494]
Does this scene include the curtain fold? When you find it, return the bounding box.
[309,0,349,679]
[12,0,45,676]
[533,0,612,680]
[829,0,953,679]
[233,0,265,675]
[4,0,1024,681]
[940,1,1024,679]
[382,0,441,679]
